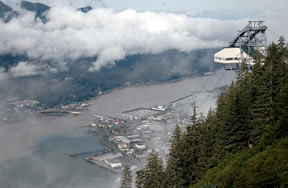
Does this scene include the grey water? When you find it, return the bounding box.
[0,69,236,188]
[0,128,117,188]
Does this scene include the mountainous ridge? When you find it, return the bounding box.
[78,6,93,13]
[0,0,19,22]
[20,0,50,22]
[0,0,95,23]
[0,0,220,108]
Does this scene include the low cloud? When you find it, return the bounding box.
[0,68,8,80]
[7,61,58,77]
[10,61,39,77]
[3,0,106,9]
[0,5,247,71]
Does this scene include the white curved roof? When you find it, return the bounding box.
[214,47,250,64]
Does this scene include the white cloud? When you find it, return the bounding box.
[0,68,8,80]
[9,61,39,77]
[0,6,248,71]
[3,0,106,8]
[8,61,58,77]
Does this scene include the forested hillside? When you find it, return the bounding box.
[133,37,288,188]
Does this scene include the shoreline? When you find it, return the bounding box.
[0,68,236,186]
[0,68,228,124]
[86,71,218,104]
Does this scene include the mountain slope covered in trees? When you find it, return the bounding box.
[134,37,288,188]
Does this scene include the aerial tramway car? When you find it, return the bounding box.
[214,21,267,70]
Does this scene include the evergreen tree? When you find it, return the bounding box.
[273,84,288,139]
[166,108,217,187]
[248,51,266,142]
[213,77,251,161]
[135,169,146,188]
[177,103,204,186]
[180,125,199,186]
[136,150,164,188]
[136,38,288,188]
[195,38,288,187]
[214,83,237,160]
[191,102,199,126]
[196,113,216,177]
[249,40,288,142]
[262,84,288,146]
[120,165,132,188]
[165,124,183,188]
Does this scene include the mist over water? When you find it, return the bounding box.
[0,129,117,188]
[88,69,235,116]
[0,69,236,188]
[0,0,287,187]
[0,1,247,108]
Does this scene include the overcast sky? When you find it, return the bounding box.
[103,0,286,12]
[4,0,286,12]
[1,0,288,74]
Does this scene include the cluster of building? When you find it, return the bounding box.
[0,99,45,122]
[61,102,90,110]
[12,100,41,108]
[90,116,128,134]
[151,105,166,112]
[90,117,114,129]
[86,95,202,173]
[110,135,147,158]
[87,152,123,172]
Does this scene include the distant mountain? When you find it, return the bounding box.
[20,0,50,22]
[1,1,100,23]
[0,1,19,22]
[0,49,218,107]
[78,6,93,13]
[0,1,12,14]
[0,1,219,108]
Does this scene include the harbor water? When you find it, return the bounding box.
[0,69,236,188]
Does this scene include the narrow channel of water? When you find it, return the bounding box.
[0,69,236,188]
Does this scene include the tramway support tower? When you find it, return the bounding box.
[214,21,267,70]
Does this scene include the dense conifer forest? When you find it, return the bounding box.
[124,37,288,188]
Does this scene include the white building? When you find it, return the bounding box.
[214,47,250,64]
[135,144,146,150]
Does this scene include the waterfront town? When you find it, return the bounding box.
[60,86,220,173]
[0,76,223,175]
[84,102,189,173]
